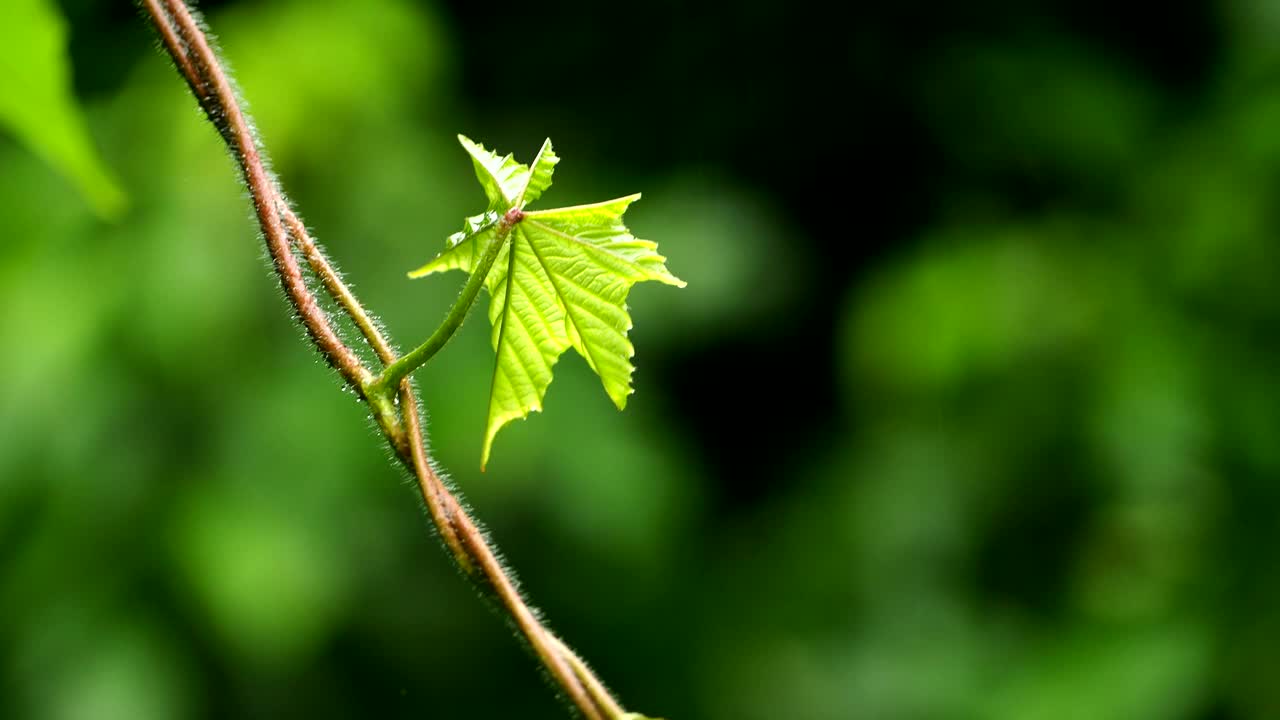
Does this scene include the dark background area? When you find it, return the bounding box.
[3,0,1280,718]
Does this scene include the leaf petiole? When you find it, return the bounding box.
[364,208,522,402]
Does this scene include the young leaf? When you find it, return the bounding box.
[411,136,684,469]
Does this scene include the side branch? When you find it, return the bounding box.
[284,208,397,366]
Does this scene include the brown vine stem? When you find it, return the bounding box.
[149,0,371,389]
[140,2,628,718]
[282,208,410,455]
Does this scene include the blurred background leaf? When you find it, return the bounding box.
[0,0,126,219]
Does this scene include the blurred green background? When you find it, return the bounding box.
[4,0,1280,718]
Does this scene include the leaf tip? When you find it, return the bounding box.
[608,386,633,411]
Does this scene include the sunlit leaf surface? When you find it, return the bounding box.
[412,136,684,468]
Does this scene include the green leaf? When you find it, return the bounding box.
[518,138,558,207]
[412,136,684,468]
[0,0,127,219]
[458,134,533,211]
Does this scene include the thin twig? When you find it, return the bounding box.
[282,208,412,453]
[141,2,626,718]
[283,208,397,366]
[549,634,627,718]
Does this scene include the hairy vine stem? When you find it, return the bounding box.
[140,2,628,718]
